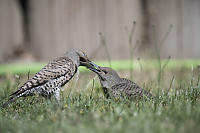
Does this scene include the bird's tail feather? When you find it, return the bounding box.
[1,97,18,108]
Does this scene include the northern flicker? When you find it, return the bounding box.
[2,49,98,108]
[89,67,152,99]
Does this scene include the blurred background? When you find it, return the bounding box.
[0,0,200,64]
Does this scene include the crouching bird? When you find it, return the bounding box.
[2,49,98,108]
[89,67,152,100]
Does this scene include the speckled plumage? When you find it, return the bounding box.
[107,78,152,99]
[2,49,96,108]
[11,57,76,99]
[90,67,152,99]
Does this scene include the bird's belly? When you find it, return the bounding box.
[30,76,68,97]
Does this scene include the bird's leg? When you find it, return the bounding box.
[53,87,61,103]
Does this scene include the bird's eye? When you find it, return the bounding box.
[80,57,86,62]
[102,70,108,74]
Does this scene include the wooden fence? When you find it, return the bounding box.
[0,0,200,63]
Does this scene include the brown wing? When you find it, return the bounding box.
[10,56,77,97]
[111,79,152,99]
[120,78,133,84]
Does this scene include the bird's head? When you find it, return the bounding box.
[66,49,99,69]
[89,66,121,89]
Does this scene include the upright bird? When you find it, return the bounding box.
[2,49,98,108]
[89,67,152,100]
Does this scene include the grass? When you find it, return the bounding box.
[0,59,200,75]
[1,19,199,133]
[0,64,200,133]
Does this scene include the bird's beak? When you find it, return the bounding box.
[89,61,100,70]
[87,61,101,72]
[80,60,100,71]
[87,62,102,74]
[88,65,107,81]
[86,63,107,81]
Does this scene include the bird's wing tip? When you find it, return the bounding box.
[1,97,17,109]
[1,102,9,108]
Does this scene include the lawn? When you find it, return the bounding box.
[0,60,200,133]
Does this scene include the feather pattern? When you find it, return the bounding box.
[110,78,152,99]
[2,56,77,108]
[90,67,152,100]
[11,57,76,97]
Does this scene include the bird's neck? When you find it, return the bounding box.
[100,77,121,90]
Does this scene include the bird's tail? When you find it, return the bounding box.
[2,87,29,108]
[1,97,18,108]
